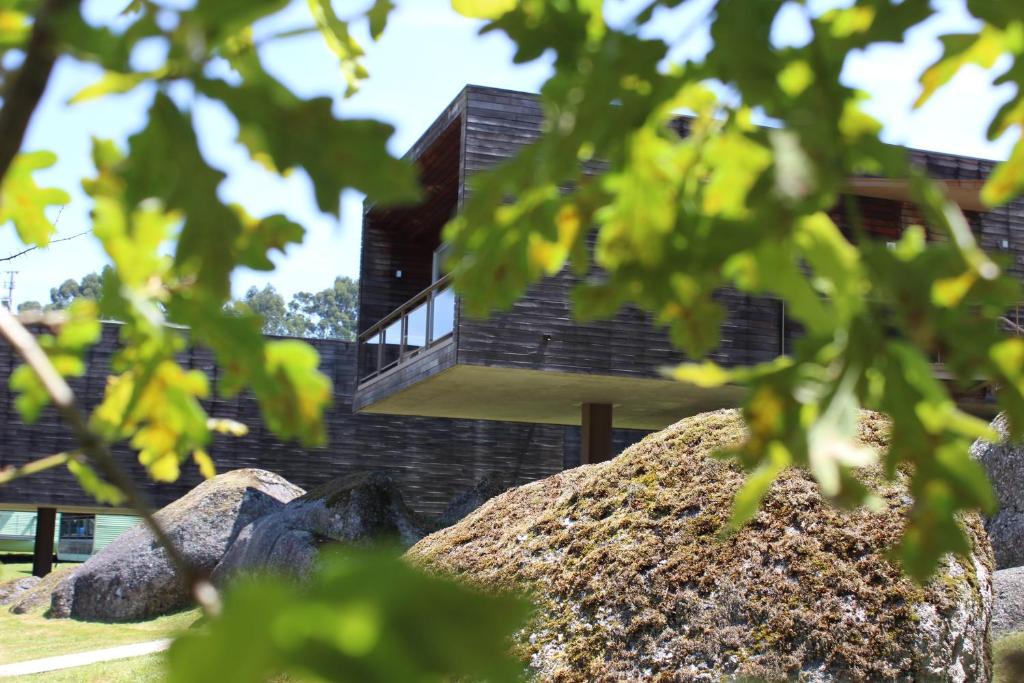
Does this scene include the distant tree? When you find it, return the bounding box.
[290,276,358,340]
[18,267,109,312]
[226,284,308,337]
[49,268,106,309]
[227,278,358,340]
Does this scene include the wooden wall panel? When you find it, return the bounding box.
[453,86,1024,379]
[0,324,643,517]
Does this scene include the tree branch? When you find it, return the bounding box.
[0,451,75,485]
[0,305,221,617]
[0,0,66,181]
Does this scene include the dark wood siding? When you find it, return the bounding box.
[0,324,646,516]
[451,85,1024,378]
[455,86,784,377]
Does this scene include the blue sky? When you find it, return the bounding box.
[0,0,1017,306]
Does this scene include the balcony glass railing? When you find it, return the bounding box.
[358,275,456,384]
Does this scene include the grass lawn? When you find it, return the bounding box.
[0,561,33,582]
[0,605,201,665]
[1,559,83,582]
[8,653,169,682]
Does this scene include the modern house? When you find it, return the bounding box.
[3,85,1022,576]
[353,85,1023,463]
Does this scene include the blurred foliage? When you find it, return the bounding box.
[226,276,359,340]
[0,0,420,485]
[445,0,1024,581]
[167,548,531,683]
[3,0,1024,680]
[0,5,531,683]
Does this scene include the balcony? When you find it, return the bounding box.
[357,275,457,385]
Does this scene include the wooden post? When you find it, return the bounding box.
[581,403,613,465]
[32,507,56,577]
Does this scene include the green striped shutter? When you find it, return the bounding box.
[92,514,141,553]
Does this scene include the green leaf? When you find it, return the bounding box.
[0,151,70,247]
[727,441,791,532]
[368,0,395,40]
[197,74,419,214]
[67,459,126,505]
[167,548,531,683]
[123,93,241,299]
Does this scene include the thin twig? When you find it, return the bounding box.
[0,225,89,264]
[0,305,221,617]
[0,0,66,181]
[0,451,76,485]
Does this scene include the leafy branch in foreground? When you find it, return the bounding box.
[168,548,531,683]
[0,303,220,616]
[0,2,531,680]
[446,0,1024,580]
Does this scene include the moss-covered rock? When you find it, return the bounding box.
[408,410,993,682]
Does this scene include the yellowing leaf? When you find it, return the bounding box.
[916,27,1005,108]
[931,270,977,307]
[777,59,814,97]
[0,151,70,247]
[451,0,517,19]
[982,140,1024,207]
[69,70,155,104]
[193,449,217,479]
[307,0,367,96]
[0,9,29,47]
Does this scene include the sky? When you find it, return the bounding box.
[0,0,1017,307]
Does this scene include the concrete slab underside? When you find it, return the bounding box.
[355,364,746,430]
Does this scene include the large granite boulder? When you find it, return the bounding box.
[0,576,40,607]
[409,410,994,682]
[213,471,427,583]
[8,566,75,614]
[970,413,1024,568]
[50,468,303,621]
[993,566,1024,637]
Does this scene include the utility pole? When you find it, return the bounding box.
[0,271,16,310]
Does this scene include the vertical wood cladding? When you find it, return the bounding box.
[0,324,644,516]
[456,86,784,377]
[451,85,1024,381]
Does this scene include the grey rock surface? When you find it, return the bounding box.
[437,476,508,529]
[970,413,1024,568]
[49,468,303,621]
[213,471,427,583]
[8,565,74,615]
[993,566,1024,637]
[0,576,40,606]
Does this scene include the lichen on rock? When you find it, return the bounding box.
[408,409,993,682]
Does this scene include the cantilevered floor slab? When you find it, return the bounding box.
[353,363,745,430]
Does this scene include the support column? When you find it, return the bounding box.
[32,507,56,578]
[581,403,613,465]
